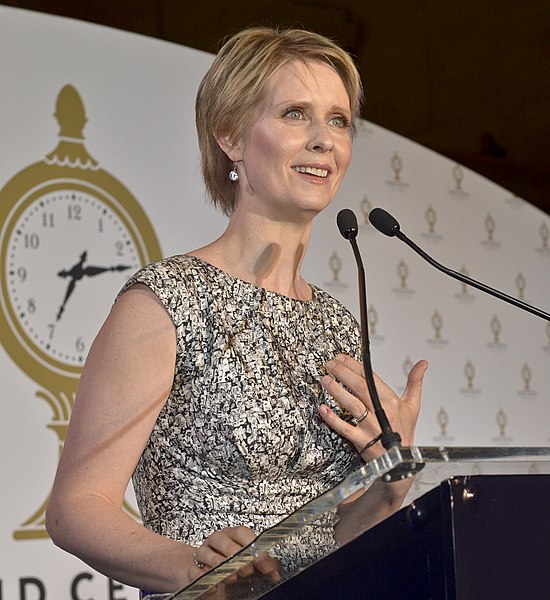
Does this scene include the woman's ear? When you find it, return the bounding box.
[216,134,242,162]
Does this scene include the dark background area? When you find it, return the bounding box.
[3,0,549,214]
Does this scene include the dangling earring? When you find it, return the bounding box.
[228,162,239,182]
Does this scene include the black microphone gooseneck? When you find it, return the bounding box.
[369,207,550,322]
[336,209,402,450]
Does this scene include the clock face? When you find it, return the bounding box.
[3,183,142,374]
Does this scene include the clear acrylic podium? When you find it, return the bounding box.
[166,446,550,600]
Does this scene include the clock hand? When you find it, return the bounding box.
[56,254,132,321]
[56,251,87,322]
[57,251,87,281]
[82,264,132,277]
[56,279,77,321]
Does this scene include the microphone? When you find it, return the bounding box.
[368,207,550,322]
[336,209,402,450]
[337,209,368,340]
[336,208,358,240]
[368,208,400,238]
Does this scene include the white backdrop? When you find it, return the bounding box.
[0,6,549,599]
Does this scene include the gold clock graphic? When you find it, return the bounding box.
[0,84,162,539]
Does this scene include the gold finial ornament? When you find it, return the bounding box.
[56,84,87,138]
[46,85,98,169]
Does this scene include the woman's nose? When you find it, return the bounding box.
[306,121,334,153]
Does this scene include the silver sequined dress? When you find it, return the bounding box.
[122,255,362,596]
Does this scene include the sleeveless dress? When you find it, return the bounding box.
[121,255,362,597]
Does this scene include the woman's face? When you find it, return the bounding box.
[233,59,353,220]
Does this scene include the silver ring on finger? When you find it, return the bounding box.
[351,407,370,426]
[193,552,206,569]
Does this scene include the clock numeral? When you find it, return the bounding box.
[47,323,56,340]
[27,298,36,314]
[17,267,27,282]
[98,218,104,233]
[75,337,86,352]
[115,241,125,256]
[42,212,55,228]
[68,205,82,221]
[24,233,40,249]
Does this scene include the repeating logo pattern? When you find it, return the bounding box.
[452,164,464,192]
[487,314,507,350]
[515,271,526,300]
[391,152,403,181]
[329,251,342,282]
[460,359,481,396]
[324,125,549,450]
[494,408,512,442]
[359,195,372,227]
[386,151,409,189]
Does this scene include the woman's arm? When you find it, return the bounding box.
[46,284,197,591]
[47,283,280,592]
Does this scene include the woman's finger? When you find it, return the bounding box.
[403,360,428,402]
[332,353,398,399]
[253,554,282,582]
[320,373,371,419]
[198,526,257,568]
[318,403,377,449]
[325,357,370,400]
[325,355,395,409]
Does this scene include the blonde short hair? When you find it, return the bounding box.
[195,26,363,215]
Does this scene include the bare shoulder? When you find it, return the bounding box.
[112,281,173,325]
[79,281,176,420]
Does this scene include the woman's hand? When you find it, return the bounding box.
[319,354,428,460]
[190,526,281,591]
[191,526,257,575]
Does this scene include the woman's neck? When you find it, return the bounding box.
[189,209,313,300]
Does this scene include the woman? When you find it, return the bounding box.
[46,27,427,597]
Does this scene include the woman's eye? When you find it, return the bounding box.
[329,115,350,128]
[284,108,303,120]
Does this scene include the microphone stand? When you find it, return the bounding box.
[348,234,402,450]
[369,207,550,322]
[338,209,425,481]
